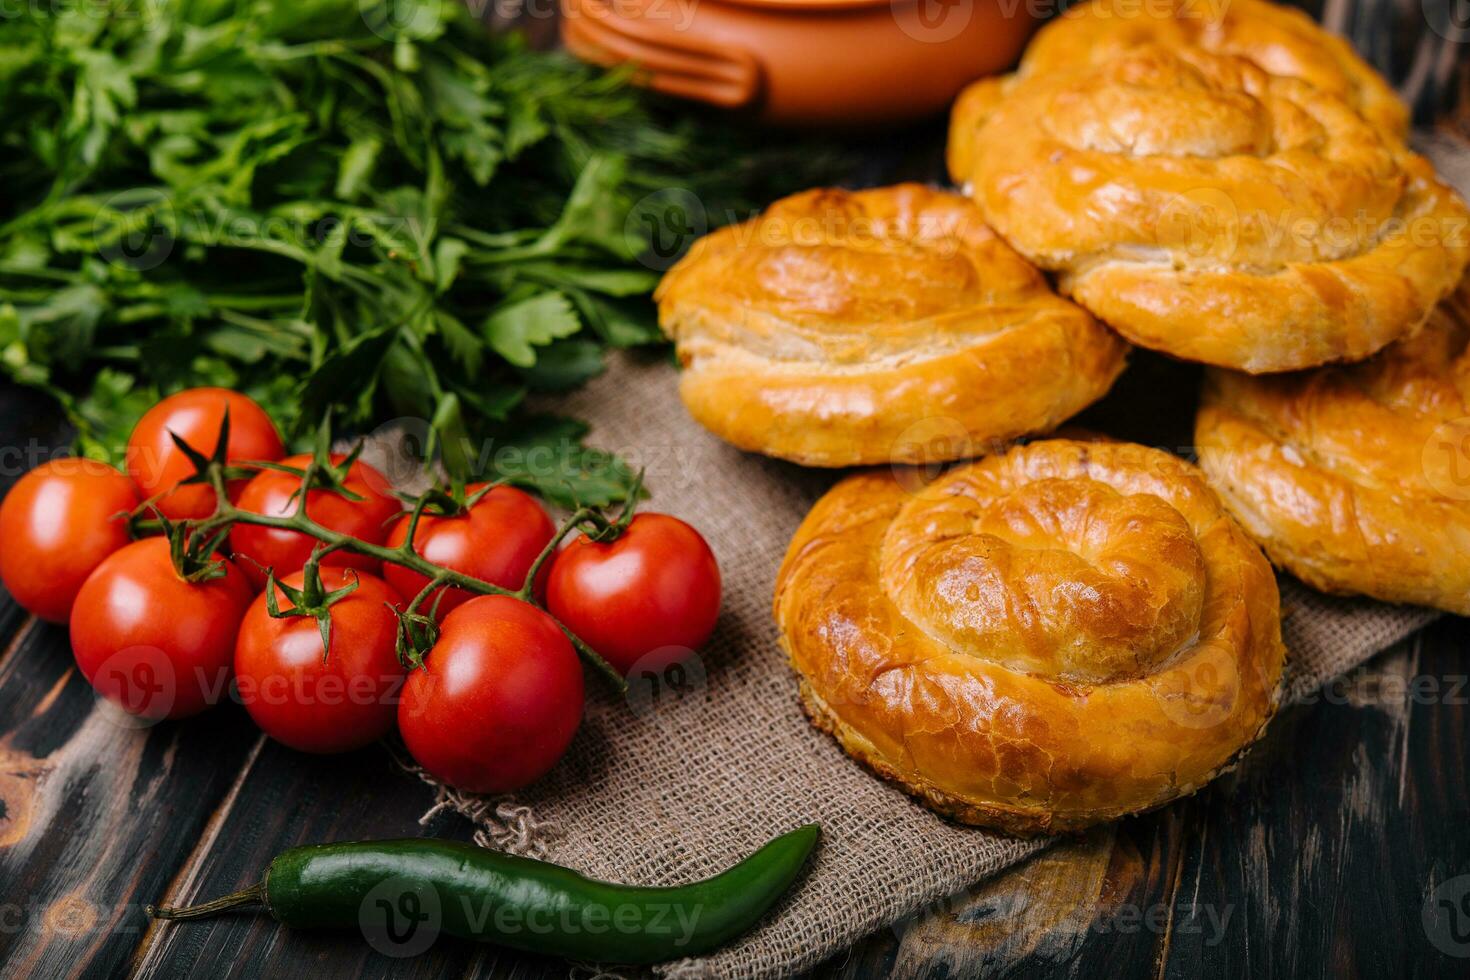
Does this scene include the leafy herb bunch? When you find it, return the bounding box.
[0,0,837,503]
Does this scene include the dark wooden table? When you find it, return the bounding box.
[2,362,1469,979]
[5,5,1470,972]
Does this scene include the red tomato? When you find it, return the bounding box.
[546,513,721,676]
[0,458,141,623]
[234,568,407,753]
[230,454,401,590]
[383,485,554,617]
[70,537,254,720]
[126,387,285,520]
[397,595,583,793]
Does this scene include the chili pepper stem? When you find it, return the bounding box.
[148,883,266,920]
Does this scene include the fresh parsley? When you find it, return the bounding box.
[0,0,842,504]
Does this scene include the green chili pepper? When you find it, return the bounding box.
[147,824,819,964]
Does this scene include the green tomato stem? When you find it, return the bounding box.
[184,463,626,689]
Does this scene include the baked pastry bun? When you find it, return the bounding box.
[951,0,1407,178]
[1197,281,1470,614]
[654,185,1128,467]
[775,438,1285,835]
[947,44,1470,374]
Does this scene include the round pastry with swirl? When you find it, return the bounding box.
[950,0,1408,179]
[775,438,1285,834]
[1197,282,1470,614]
[654,185,1128,466]
[947,44,1470,374]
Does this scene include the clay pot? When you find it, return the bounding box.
[561,0,1040,125]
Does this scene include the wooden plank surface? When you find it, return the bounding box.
[3,6,1470,973]
[826,621,1470,980]
[2,368,1469,979]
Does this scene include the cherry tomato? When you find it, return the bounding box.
[126,387,285,520]
[397,595,583,793]
[546,513,721,676]
[70,537,254,720]
[230,454,401,590]
[0,458,141,623]
[234,568,406,753]
[383,485,554,617]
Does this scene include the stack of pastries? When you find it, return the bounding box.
[657,0,1470,835]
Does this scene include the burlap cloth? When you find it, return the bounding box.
[384,139,1465,978]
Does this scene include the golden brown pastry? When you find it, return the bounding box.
[654,185,1128,467]
[1196,282,1470,614]
[951,0,1406,183]
[775,438,1285,835]
[947,44,1470,374]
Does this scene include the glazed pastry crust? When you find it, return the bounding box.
[774,439,1285,835]
[948,42,1470,374]
[1197,281,1470,614]
[948,0,1407,182]
[655,185,1128,466]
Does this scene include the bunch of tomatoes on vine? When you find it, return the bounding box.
[0,387,721,793]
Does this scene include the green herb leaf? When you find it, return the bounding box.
[0,0,849,507]
[486,414,636,509]
[481,291,580,368]
[517,338,606,392]
[295,327,399,434]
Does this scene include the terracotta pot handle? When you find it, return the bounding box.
[562,0,763,109]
